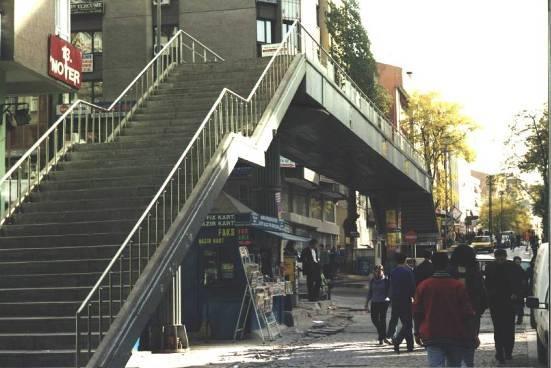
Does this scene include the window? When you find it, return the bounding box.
[71,31,102,54]
[77,81,103,103]
[55,0,71,41]
[323,201,336,223]
[282,0,301,20]
[256,19,272,44]
[310,197,322,220]
[292,191,308,216]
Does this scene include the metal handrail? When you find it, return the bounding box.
[0,30,223,225]
[74,20,301,367]
[298,25,426,170]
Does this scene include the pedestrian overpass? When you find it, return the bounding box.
[0,22,436,367]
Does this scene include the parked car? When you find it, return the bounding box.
[470,235,495,253]
[526,242,549,364]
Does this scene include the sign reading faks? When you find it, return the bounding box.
[48,35,82,89]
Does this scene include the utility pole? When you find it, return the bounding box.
[443,147,449,248]
[155,0,162,54]
[488,175,494,239]
[499,190,504,235]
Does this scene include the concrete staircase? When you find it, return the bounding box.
[0,59,268,368]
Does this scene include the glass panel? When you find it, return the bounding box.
[257,20,266,43]
[93,81,103,103]
[93,32,103,53]
[71,32,92,54]
[323,201,336,223]
[310,197,322,220]
[77,81,93,102]
[55,0,70,41]
[265,20,272,43]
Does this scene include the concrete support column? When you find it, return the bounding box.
[382,195,402,269]
[252,133,281,218]
[0,70,6,218]
[102,0,152,100]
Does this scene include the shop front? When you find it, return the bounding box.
[182,212,309,340]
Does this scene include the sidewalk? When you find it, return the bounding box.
[126,299,350,368]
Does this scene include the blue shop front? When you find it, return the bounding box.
[182,211,308,340]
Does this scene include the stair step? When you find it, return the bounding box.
[0,244,120,262]
[1,219,137,237]
[14,207,145,224]
[121,124,200,137]
[0,271,137,289]
[0,285,130,303]
[39,174,166,191]
[0,300,112,317]
[0,257,133,276]
[0,350,84,367]
[31,185,159,202]
[19,196,154,214]
[0,332,98,350]
[0,316,111,334]
[47,164,173,181]
[58,154,181,171]
[0,232,129,249]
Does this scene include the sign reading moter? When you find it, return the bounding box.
[48,35,82,89]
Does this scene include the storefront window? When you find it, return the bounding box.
[310,197,322,220]
[71,31,102,54]
[292,191,308,216]
[323,200,336,223]
[281,191,289,212]
[77,81,103,103]
[202,246,236,287]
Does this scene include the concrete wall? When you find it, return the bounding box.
[11,0,54,76]
[179,0,257,61]
[0,0,14,60]
[102,0,152,100]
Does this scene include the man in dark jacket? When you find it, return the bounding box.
[300,239,321,301]
[449,244,487,367]
[413,252,476,367]
[414,250,434,287]
[389,252,416,353]
[485,249,523,364]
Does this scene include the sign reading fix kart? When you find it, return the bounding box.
[48,35,82,89]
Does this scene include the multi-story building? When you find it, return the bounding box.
[457,159,481,233]
[376,62,409,129]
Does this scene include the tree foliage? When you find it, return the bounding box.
[325,0,389,116]
[505,108,549,240]
[401,92,477,209]
[479,196,532,235]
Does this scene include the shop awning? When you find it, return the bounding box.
[263,230,311,243]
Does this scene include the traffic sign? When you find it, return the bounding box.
[405,230,417,245]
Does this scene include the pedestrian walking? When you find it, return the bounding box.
[365,264,390,345]
[388,252,415,353]
[413,252,476,368]
[300,238,322,301]
[485,248,523,364]
[414,250,434,287]
[449,244,487,367]
[513,256,527,325]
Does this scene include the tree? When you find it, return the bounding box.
[479,196,532,236]
[325,0,390,116]
[505,108,549,240]
[401,92,477,209]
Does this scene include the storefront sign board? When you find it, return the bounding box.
[71,1,104,15]
[48,35,82,89]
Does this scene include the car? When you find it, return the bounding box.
[526,242,549,364]
[470,235,495,253]
[475,254,531,276]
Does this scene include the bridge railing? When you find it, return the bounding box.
[298,26,426,172]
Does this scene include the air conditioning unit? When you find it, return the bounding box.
[152,0,170,5]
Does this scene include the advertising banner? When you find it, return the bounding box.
[48,35,82,89]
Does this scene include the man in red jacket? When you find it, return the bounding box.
[413,252,476,367]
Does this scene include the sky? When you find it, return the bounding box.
[359,0,548,175]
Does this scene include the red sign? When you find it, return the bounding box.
[405,230,417,245]
[48,35,82,89]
